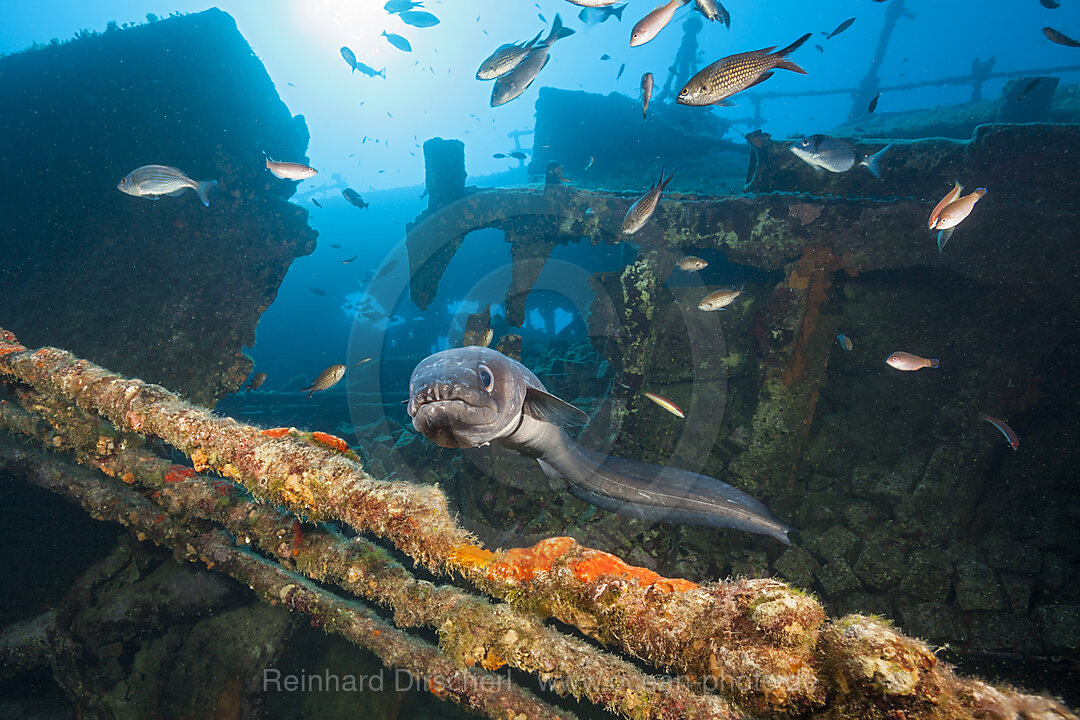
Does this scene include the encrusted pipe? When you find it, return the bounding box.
[0,334,827,711]
[1,331,1075,720]
[0,392,738,720]
[0,436,571,720]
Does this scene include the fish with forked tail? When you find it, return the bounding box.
[490,14,575,107]
[118,165,217,207]
[695,0,730,27]
[476,31,543,79]
[578,4,626,24]
[622,168,673,235]
[789,135,891,179]
[302,364,346,397]
[678,33,810,106]
[408,347,792,543]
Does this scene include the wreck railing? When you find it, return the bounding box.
[0,328,1074,720]
[726,62,1080,128]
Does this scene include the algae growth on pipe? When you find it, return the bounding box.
[1,329,1074,720]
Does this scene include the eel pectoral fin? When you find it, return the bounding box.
[523,386,590,427]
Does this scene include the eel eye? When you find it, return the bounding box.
[478,365,494,392]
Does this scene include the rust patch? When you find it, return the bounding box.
[782,245,839,387]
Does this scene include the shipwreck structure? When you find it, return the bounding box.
[2,8,1079,719]
[403,111,1080,706]
[0,9,316,406]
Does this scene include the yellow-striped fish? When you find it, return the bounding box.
[644,392,684,418]
[677,33,810,106]
[302,364,346,397]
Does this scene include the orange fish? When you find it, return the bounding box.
[886,352,939,371]
[934,187,987,252]
[935,188,987,231]
[928,181,962,229]
[644,392,685,418]
[630,0,686,47]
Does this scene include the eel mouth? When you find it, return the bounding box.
[410,397,500,449]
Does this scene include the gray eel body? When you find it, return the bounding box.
[408,346,791,544]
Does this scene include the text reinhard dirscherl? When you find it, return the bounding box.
[262,667,814,696]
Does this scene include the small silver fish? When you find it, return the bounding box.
[578,4,626,24]
[789,135,891,179]
[354,62,386,79]
[695,0,730,27]
[480,328,494,347]
[885,352,939,371]
[824,17,855,40]
[398,10,439,28]
[381,31,412,52]
[677,256,708,271]
[340,46,358,71]
[385,0,422,11]
[118,165,217,207]
[490,15,574,106]
[302,364,346,397]
[265,157,317,180]
[621,168,673,235]
[641,72,654,119]
[698,282,745,311]
[491,47,550,106]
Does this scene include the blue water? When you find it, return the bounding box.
[2,1,1080,717]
